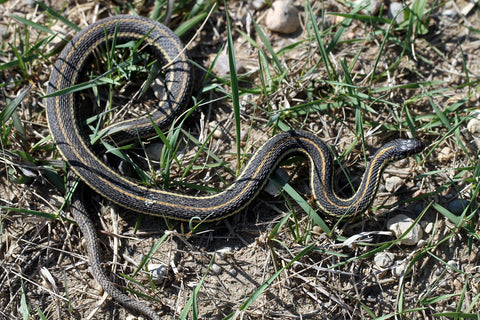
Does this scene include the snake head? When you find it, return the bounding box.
[383,139,425,161]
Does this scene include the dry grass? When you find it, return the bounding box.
[1,0,479,319]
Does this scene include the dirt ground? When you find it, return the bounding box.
[1,0,480,319]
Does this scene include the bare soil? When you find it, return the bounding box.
[1,1,479,319]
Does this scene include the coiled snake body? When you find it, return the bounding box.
[46,15,424,320]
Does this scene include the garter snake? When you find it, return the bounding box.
[46,15,424,320]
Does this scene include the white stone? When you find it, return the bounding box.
[148,263,168,281]
[252,0,267,10]
[388,2,405,23]
[386,214,423,246]
[446,260,460,273]
[211,263,222,274]
[442,9,457,19]
[384,176,404,193]
[423,221,434,234]
[374,252,395,269]
[265,1,300,34]
[392,260,407,277]
[467,118,480,134]
[216,247,233,260]
[209,121,224,139]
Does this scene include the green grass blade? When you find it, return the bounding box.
[0,85,31,124]
[35,1,81,31]
[177,255,215,320]
[305,0,335,80]
[252,18,286,80]
[10,15,54,35]
[20,280,30,320]
[223,0,242,171]
[224,244,315,319]
[134,231,171,276]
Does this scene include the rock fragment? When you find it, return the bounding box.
[266,1,300,34]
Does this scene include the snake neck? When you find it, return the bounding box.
[306,136,417,218]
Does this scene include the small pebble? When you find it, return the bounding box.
[467,118,480,134]
[333,15,345,25]
[213,53,244,76]
[265,0,300,34]
[227,268,238,276]
[442,9,457,19]
[0,25,9,39]
[149,263,168,281]
[417,239,427,247]
[423,221,434,234]
[384,176,404,193]
[212,127,223,139]
[438,146,453,162]
[359,0,383,15]
[240,130,249,141]
[208,121,224,139]
[211,263,222,274]
[374,252,395,269]
[388,2,405,23]
[386,214,423,246]
[453,278,463,291]
[392,261,408,277]
[312,225,324,235]
[447,199,470,215]
[216,247,233,260]
[446,260,460,273]
[251,0,267,10]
